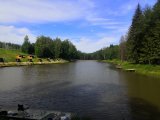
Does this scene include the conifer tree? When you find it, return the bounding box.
[127,4,144,63]
[140,7,153,64]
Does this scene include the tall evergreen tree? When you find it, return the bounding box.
[127,4,144,63]
[150,0,160,64]
[140,7,153,64]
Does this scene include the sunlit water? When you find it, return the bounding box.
[0,60,160,120]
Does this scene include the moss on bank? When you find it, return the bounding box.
[102,59,160,76]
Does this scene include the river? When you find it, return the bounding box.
[0,60,160,120]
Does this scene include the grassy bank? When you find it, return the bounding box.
[0,48,68,67]
[102,59,160,76]
[0,48,27,62]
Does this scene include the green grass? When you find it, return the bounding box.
[0,48,28,62]
[102,59,160,76]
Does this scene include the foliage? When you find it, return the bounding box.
[0,41,21,50]
[53,38,61,58]
[21,35,34,54]
[60,40,78,60]
[119,35,127,61]
[35,36,53,58]
[79,45,119,60]
[126,1,160,64]
[35,36,78,60]
[127,4,144,63]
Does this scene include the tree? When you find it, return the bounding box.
[119,35,127,61]
[53,38,62,59]
[28,43,35,54]
[149,0,160,64]
[140,1,160,64]
[127,4,144,63]
[21,35,32,54]
[60,40,70,59]
[68,43,78,59]
[140,6,153,64]
[35,36,53,58]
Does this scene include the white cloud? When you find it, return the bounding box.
[0,0,94,23]
[71,36,118,53]
[0,25,36,44]
[86,17,121,26]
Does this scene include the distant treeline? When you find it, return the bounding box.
[0,41,21,50]
[21,35,80,60]
[79,45,119,60]
[82,1,160,65]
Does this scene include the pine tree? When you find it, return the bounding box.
[141,1,160,64]
[140,7,153,64]
[150,0,160,64]
[127,4,144,63]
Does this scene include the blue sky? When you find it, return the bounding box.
[0,0,157,53]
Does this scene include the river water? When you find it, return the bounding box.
[0,60,160,120]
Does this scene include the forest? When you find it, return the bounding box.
[21,35,80,60]
[84,1,160,65]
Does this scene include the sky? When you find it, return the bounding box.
[0,0,157,53]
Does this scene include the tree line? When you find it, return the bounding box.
[21,35,79,60]
[0,41,21,50]
[78,45,119,60]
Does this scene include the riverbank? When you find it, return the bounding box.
[0,59,69,68]
[102,59,160,76]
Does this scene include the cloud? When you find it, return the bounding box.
[0,0,94,23]
[86,17,121,26]
[71,36,118,53]
[0,25,36,44]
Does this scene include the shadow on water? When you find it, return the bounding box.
[129,97,160,120]
[0,81,129,120]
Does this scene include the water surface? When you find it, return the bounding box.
[0,60,160,120]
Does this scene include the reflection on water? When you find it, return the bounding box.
[0,60,160,120]
[119,71,160,109]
